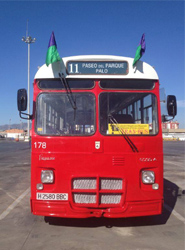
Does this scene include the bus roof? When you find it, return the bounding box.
[34,55,159,80]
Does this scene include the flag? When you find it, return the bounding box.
[45,32,61,66]
[133,34,146,67]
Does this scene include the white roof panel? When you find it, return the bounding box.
[34,55,159,80]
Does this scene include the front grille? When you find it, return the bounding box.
[100,178,122,190]
[73,194,96,204]
[73,178,96,190]
[100,194,122,204]
[72,177,124,206]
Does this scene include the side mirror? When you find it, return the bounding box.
[167,95,177,117]
[17,89,27,111]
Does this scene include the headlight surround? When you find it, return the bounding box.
[41,170,54,183]
[142,170,155,184]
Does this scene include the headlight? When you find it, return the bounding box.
[142,171,155,184]
[41,170,54,183]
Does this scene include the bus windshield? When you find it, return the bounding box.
[36,93,95,135]
[99,92,158,135]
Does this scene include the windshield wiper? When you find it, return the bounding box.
[108,114,139,153]
[59,73,77,120]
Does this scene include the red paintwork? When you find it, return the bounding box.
[30,80,163,218]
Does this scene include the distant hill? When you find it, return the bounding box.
[0,123,28,131]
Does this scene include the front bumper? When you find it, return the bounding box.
[31,199,163,218]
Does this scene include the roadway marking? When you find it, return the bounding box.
[164,203,185,224]
[0,188,16,200]
[0,187,30,220]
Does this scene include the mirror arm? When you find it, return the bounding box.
[19,111,32,120]
[162,115,174,122]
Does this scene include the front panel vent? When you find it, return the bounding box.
[112,156,125,166]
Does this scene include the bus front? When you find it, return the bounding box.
[31,56,163,218]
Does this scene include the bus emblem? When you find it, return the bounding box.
[139,158,157,162]
[95,141,100,149]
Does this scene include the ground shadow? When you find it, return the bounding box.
[45,178,180,228]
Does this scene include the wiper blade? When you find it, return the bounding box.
[109,114,139,153]
[59,73,77,120]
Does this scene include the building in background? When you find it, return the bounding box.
[162,121,185,141]
[162,121,179,130]
[5,129,25,140]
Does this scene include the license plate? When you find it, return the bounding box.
[36,193,68,200]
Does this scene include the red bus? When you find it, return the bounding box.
[18,55,177,218]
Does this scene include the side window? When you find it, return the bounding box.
[134,100,141,123]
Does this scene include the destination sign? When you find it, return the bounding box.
[108,124,149,135]
[67,61,128,75]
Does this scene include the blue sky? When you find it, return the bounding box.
[0,1,184,128]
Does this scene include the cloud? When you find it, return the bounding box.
[177,100,185,108]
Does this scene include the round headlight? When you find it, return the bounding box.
[41,170,54,183]
[142,171,155,184]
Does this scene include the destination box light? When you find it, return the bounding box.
[66,61,128,75]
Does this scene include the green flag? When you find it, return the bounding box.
[45,32,61,66]
[133,34,146,66]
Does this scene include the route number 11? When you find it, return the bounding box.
[68,64,79,74]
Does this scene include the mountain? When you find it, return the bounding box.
[0,123,28,131]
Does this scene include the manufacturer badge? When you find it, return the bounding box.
[95,141,100,149]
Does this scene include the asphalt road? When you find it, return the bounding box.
[0,140,184,250]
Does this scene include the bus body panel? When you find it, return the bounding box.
[31,134,163,218]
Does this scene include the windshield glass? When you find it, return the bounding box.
[99,92,158,135]
[36,93,95,136]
